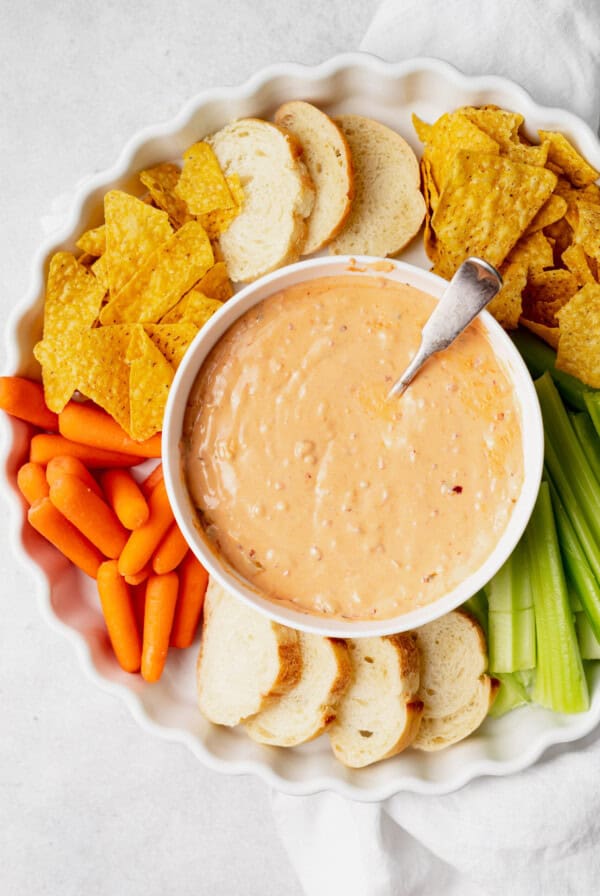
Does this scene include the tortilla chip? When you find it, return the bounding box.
[572,200,600,262]
[520,318,560,350]
[562,244,597,287]
[104,190,173,295]
[199,174,244,239]
[144,322,199,368]
[462,106,523,146]
[126,325,174,440]
[195,261,234,301]
[544,217,574,263]
[74,325,134,430]
[432,151,557,270]
[160,290,222,327]
[525,194,567,234]
[411,114,433,144]
[76,225,106,257]
[139,162,192,228]
[522,268,579,326]
[556,283,600,386]
[489,261,527,329]
[33,252,106,412]
[582,183,600,205]
[175,141,235,216]
[424,114,501,194]
[91,254,109,291]
[503,141,549,167]
[100,221,214,324]
[506,231,555,272]
[538,130,600,187]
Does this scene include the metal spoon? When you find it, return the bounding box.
[388,257,503,399]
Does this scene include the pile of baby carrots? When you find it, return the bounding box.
[0,375,208,682]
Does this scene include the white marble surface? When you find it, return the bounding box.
[0,2,379,893]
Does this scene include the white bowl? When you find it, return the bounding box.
[163,255,544,638]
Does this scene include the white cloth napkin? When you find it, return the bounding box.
[273,3,600,894]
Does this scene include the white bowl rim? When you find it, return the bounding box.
[3,53,599,800]
[163,254,544,638]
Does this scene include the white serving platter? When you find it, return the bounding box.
[3,53,600,801]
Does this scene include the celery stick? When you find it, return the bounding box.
[489,609,536,672]
[462,590,488,634]
[488,673,530,718]
[525,482,588,712]
[536,373,600,556]
[570,411,600,485]
[584,392,600,440]
[569,586,582,613]
[486,538,532,612]
[547,476,600,640]
[545,439,600,585]
[576,612,600,660]
[511,329,590,410]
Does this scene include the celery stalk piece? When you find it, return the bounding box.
[462,590,488,635]
[486,538,532,612]
[511,328,590,410]
[525,482,588,712]
[584,393,600,442]
[488,673,529,718]
[547,476,600,640]
[536,373,600,555]
[576,612,600,660]
[570,411,600,485]
[489,608,536,673]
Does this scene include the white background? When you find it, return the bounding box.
[0,2,379,893]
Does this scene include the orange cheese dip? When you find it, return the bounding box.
[183,275,523,620]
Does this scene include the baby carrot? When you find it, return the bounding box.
[0,376,59,430]
[28,497,103,578]
[124,563,152,586]
[49,473,128,559]
[100,469,149,530]
[170,552,208,648]
[97,560,142,673]
[47,455,103,499]
[118,479,174,577]
[17,462,49,505]
[30,434,143,468]
[142,572,179,682]
[152,523,189,575]
[59,403,162,457]
[140,463,163,497]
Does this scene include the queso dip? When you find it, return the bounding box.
[183,275,523,620]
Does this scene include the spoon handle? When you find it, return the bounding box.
[388,257,502,398]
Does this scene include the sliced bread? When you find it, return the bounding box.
[196,579,302,727]
[412,610,496,751]
[244,633,352,747]
[206,118,315,282]
[329,115,425,257]
[328,635,423,768]
[413,677,499,752]
[413,611,488,719]
[274,101,354,254]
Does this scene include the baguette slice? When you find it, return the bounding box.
[274,101,354,254]
[206,119,315,282]
[244,633,352,747]
[413,610,488,719]
[330,114,425,257]
[196,579,302,727]
[412,610,496,751]
[413,677,499,752]
[328,635,423,768]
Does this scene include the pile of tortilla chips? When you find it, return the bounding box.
[414,106,600,387]
[34,142,240,439]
